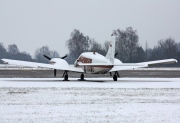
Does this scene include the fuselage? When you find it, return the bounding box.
[74,52,122,74]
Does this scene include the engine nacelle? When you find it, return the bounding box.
[50,58,69,68]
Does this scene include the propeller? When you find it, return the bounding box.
[115,52,118,57]
[61,54,68,59]
[43,54,68,60]
[43,55,51,60]
[43,54,68,77]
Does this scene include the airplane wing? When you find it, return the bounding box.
[137,59,178,66]
[110,58,177,72]
[1,59,84,73]
[109,64,148,72]
[77,62,148,72]
[77,63,146,66]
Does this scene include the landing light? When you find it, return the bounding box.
[50,61,56,64]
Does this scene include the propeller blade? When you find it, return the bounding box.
[61,54,68,59]
[43,55,51,60]
[54,69,57,77]
[115,52,118,57]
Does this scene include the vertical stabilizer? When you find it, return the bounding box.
[106,35,115,63]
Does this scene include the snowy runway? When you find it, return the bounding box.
[0,78,180,122]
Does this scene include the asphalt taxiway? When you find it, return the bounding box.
[0,69,180,78]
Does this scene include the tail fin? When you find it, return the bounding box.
[106,35,115,63]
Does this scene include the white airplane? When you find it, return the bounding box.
[1,35,177,81]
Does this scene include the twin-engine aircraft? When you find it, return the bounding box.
[1,35,177,81]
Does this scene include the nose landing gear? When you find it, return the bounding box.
[63,71,69,81]
[113,71,120,81]
[113,74,117,81]
[79,73,85,81]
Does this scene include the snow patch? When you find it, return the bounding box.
[1,78,180,88]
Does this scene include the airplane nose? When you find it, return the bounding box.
[50,60,56,65]
[74,59,80,67]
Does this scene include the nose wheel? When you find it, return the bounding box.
[78,73,85,81]
[113,74,117,81]
[64,74,69,81]
[113,71,120,81]
[63,71,69,81]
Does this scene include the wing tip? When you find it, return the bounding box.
[171,59,178,63]
[1,58,8,64]
[175,59,178,63]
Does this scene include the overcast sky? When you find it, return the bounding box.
[0,0,180,57]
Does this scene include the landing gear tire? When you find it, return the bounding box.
[113,74,117,81]
[63,71,69,81]
[78,73,85,81]
[81,73,84,80]
[64,75,69,81]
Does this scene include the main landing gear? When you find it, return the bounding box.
[63,71,69,81]
[112,71,120,81]
[78,73,85,81]
[62,71,85,81]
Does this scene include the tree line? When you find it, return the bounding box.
[66,28,180,67]
[0,43,60,64]
[0,27,180,66]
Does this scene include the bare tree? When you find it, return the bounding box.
[8,44,19,55]
[149,37,178,61]
[104,41,110,53]
[50,50,60,58]
[158,37,177,59]
[34,46,51,63]
[133,46,146,63]
[66,29,90,59]
[0,43,7,63]
[0,43,7,56]
[1,43,33,61]
[89,39,106,56]
[113,27,139,62]
[16,52,33,61]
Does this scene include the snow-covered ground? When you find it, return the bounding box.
[1,78,180,88]
[1,78,180,123]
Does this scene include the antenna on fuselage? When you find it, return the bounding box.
[93,50,96,55]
